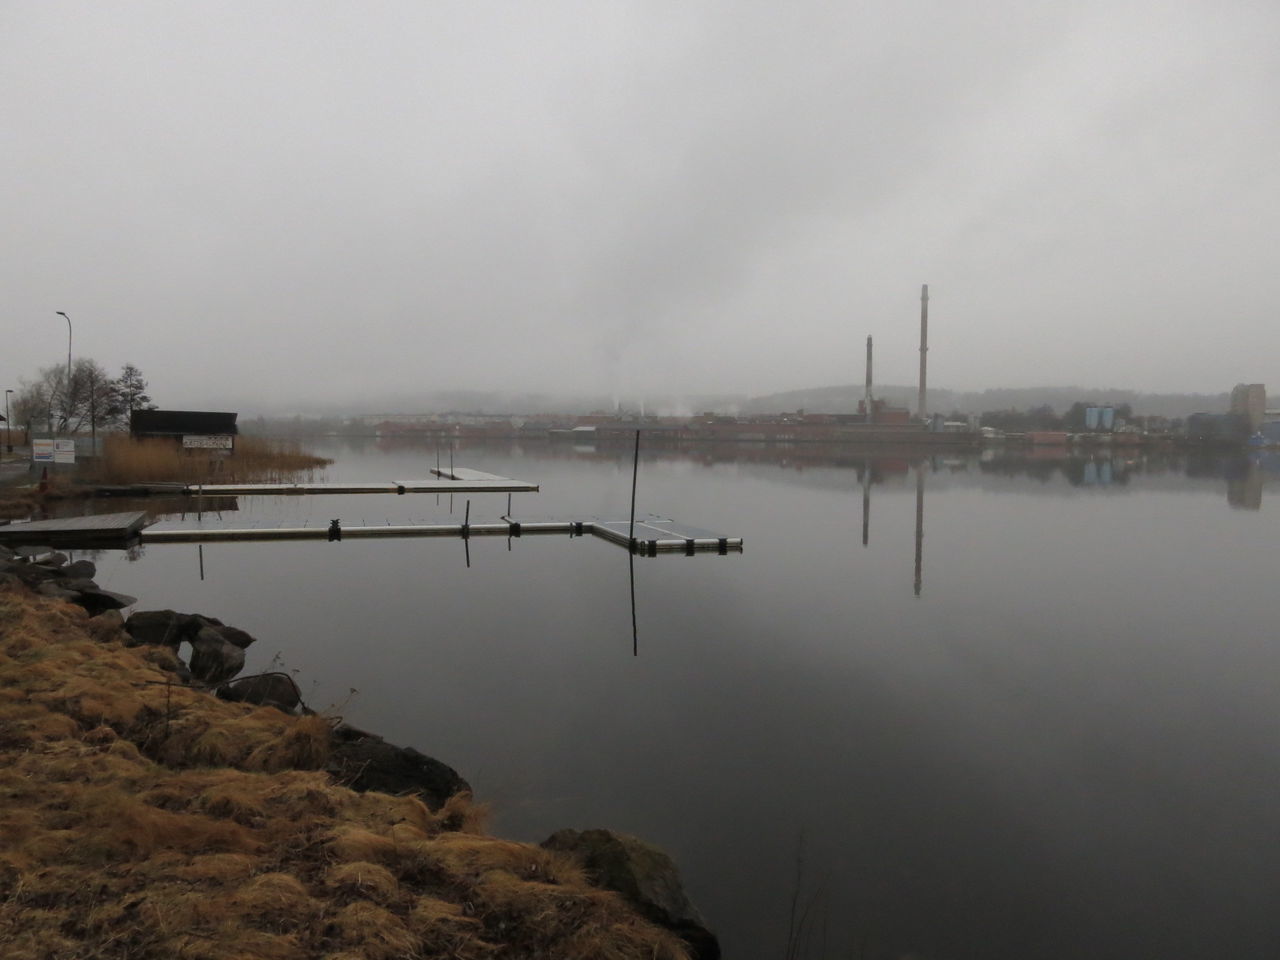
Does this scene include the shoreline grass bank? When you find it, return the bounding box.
[0,584,692,960]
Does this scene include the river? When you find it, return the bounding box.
[95,438,1280,959]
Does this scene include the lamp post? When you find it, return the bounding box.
[4,389,11,457]
[55,311,72,434]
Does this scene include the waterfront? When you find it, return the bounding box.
[95,440,1280,959]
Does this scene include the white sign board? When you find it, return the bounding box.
[54,439,76,464]
[183,434,235,449]
[32,439,54,463]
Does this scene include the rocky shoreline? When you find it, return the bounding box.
[0,544,719,959]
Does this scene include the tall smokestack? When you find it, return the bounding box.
[917,284,929,420]
[865,335,874,423]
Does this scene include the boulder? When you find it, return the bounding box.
[210,623,257,650]
[7,562,64,587]
[326,725,470,811]
[216,673,301,712]
[44,551,68,567]
[63,559,96,579]
[71,584,138,616]
[542,828,719,960]
[86,609,126,644]
[188,626,246,684]
[125,609,198,648]
[36,581,80,602]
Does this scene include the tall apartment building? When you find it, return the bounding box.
[1230,383,1266,432]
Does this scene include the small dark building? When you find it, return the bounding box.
[130,409,238,450]
[1185,412,1248,444]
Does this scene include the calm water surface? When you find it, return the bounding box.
[97,440,1280,959]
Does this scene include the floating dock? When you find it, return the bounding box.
[139,515,742,556]
[0,511,150,547]
[180,469,537,497]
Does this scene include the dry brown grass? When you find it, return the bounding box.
[0,584,690,960]
[85,435,332,485]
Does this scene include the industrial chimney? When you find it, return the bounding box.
[917,284,929,420]
[865,335,874,424]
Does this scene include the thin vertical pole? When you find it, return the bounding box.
[914,464,925,597]
[198,544,204,581]
[628,429,640,548]
[862,478,870,548]
[917,284,929,419]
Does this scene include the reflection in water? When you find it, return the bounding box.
[861,477,870,548]
[1227,460,1263,510]
[914,466,924,598]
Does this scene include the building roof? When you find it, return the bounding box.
[130,409,238,437]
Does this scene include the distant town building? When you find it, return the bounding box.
[1185,412,1250,443]
[1230,383,1266,432]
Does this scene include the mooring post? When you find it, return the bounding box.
[628,430,640,553]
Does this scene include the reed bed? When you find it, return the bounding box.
[86,435,333,485]
[0,586,690,960]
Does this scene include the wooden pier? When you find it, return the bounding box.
[0,511,149,547]
[139,514,742,556]
[181,472,538,496]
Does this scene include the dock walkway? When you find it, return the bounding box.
[140,515,742,556]
[0,511,149,547]
[182,473,538,496]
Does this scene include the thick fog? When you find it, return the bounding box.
[4,1,1277,412]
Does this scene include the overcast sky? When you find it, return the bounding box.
[4,1,1277,411]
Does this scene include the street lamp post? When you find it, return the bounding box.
[4,389,12,456]
[55,311,72,434]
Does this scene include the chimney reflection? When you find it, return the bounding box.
[862,476,870,547]
[914,464,924,598]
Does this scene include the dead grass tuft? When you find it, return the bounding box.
[324,861,401,905]
[87,435,332,485]
[332,901,421,959]
[232,872,322,926]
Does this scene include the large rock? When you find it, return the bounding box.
[59,578,137,615]
[63,559,96,579]
[542,828,719,960]
[326,725,470,811]
[86,609,126,644]
[125,609,197,648]
[216,673,302,712]
[36,581,80,602]
[210,623,257,650]
[5,562,64,587]
[188,626,246,684]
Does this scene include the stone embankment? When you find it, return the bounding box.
[0,544,719,960]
